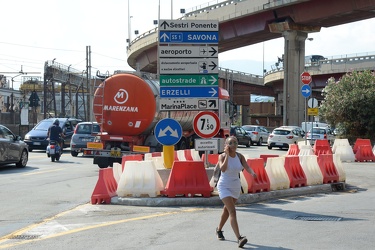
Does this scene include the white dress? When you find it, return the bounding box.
[217,154,243,199]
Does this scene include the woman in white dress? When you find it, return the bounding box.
[216,136,257,248]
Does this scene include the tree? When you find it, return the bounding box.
[320,70,375,142]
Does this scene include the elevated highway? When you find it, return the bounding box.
[127,0,375,126]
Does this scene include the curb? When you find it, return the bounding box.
[111,183,338,207]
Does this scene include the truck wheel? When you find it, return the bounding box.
[71,151,79,157]
[268,146,272,150]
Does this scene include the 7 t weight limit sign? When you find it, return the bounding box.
[193,111,220,139]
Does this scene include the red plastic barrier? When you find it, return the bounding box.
[314,139,330,147]
[243,158,270,193]
[259,154,279,166]
[284,156,307,188]
[161,161,212,197]
[355,145,375,162]
[91,168,118,204]
[353,139,372,154]
[201,153,220,165]
[314,145,333,156]
[317,154,339,184]
[121,154,143,171]
[286,144,300,156]
[184,149,194,161]
[151,152,162,157]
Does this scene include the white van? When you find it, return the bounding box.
[301,122,328,133]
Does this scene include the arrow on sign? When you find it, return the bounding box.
[302,88,310,95]
[209,88,217,97]
[208,100,217,108]
[200,48,207,55]
[160,21,169,29]
[160,33,169,42]
[209,61,217,70]
[209,75,217,85]
[209,47,217,56]
[158,126,179,138]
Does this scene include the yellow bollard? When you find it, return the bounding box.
[163,145,174,169]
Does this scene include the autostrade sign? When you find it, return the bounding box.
[160,75,218,86]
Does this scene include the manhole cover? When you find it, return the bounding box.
[294,216,342,221]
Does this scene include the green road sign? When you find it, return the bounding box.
[160,74,218,86]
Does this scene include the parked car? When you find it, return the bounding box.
[24,118,82,151]
[230,126,251,147]
[70,122,101,157]
[242,125,270,146]
[267,126,304,150]
[306,127,335,145]
[279,126,305,137]
[0,124,28,168]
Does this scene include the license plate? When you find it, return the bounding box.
[81,138,91,142]
[110,150,121,157]
[275,143,283,146]
[33,142,41,145]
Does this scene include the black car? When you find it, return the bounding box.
[24,118,82,151]
[70,122,101,157]
[230,126,251,147]
[0,124,28,168]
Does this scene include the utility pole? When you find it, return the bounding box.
[86,46,92,121]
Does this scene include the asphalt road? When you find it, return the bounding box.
[0,146,374,249]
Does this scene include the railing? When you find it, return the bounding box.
[219,67,264,85]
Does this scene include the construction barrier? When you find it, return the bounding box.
[299,155,323,186]
[113,162,122,184]
[313,145,333,156]
[259,154,279,166]
[353,138,372,154]
[265,156,290,191]
[298,144,314,156]
[117,160,164,198]
[240,172,248,194]
[333,154,346,182]
[201,153,220,165]
[243,158,270,193]
[355,145,375,162]
[286,144,300,156]
[332,139,350,154]
[176,150,187,161]
[317,154,339,184]
[284,156,307,188]
[91,168,118,204]
[161,161,212,198]
[121,154,143,170]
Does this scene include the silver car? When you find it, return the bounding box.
[70,122,101,157]
[0,124,28,168]
[306,127,335,146]
[242,125,270,146]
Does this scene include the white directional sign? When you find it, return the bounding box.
[159,58,218,74]
[159,46,218,58]
[159,98,218,111]
[194,139,218,151]
[159,20,219,31]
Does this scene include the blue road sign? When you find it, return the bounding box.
[155,118,183,146]
[160,86,219,98]
[159,31,219,44]
[301,85,311,98]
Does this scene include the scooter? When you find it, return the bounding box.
[46,140,62,162]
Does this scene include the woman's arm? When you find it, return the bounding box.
[238,153,257,177]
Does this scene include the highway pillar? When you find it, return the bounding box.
[268,21,320,126]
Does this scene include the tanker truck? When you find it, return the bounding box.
[84,72,236,168]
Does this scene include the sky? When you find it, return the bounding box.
[1,0,375,90]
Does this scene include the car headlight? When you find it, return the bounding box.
[24,134,30,140]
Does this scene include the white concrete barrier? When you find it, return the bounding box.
[117,160,164,198]
[265,157,290,191]
[332,139,351,154]
[113,162,122,184]
[299,155,323,186]
[335,145,356,162]
[298,144,314,156]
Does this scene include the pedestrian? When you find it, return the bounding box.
[215,136,257,248]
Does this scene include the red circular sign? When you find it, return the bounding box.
[301,71,312,84]
[193,111,220,139]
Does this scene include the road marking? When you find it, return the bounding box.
[0,205,203,249]
[22,168,64,176]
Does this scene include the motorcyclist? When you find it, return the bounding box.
[47,119,64,150]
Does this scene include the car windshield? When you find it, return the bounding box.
[93,125,101,133]
[245,127,256,131]
[76,125,92,134]
[34,120,54,130]
[273,129,291,135]
[311,128,326,134]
